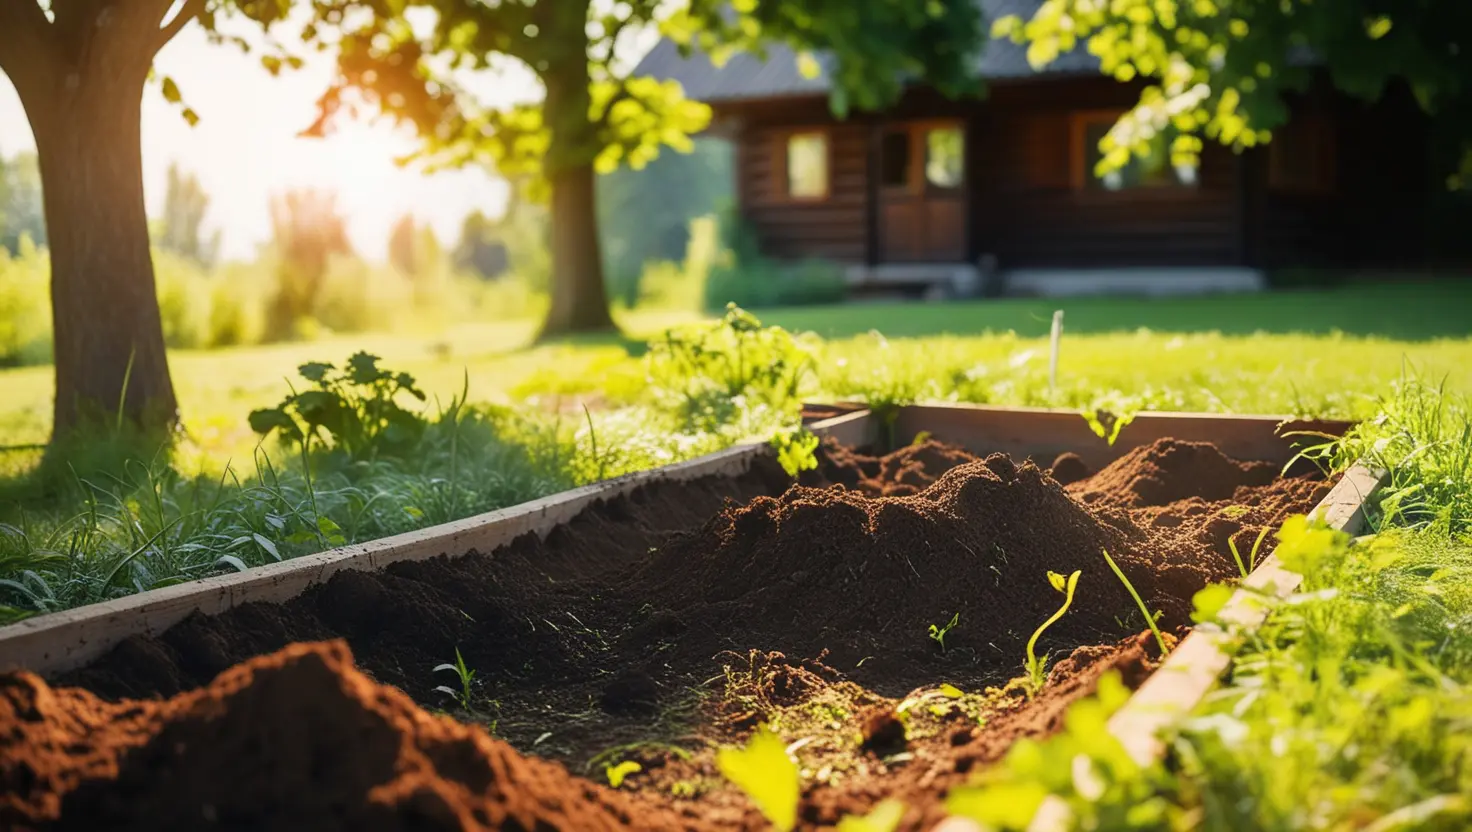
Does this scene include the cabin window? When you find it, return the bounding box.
[924,127,965,189]
[784,131,830,199]
[879,131,911,189]
[1071,113,1199,191]
[1269,113,1336,193]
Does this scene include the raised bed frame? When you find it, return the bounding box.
[0,404,1382,831]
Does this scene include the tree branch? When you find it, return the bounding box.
[155,0,205,54]
[0,1,56,101]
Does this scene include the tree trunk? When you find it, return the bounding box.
[29,72,178,441]
[539,162,617,337]
[537,46,617,340]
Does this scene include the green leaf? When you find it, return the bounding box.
[298,361,333,383]
[317,515,347,546]
[1191,583,1236,623]
[160,76,183,104]
[215,554,249,572]
[716,727,799,832]
[248,407,297,437]
[946,782,1050,827]
[939,683,965,699]
[605,760,642,788]
[348,351,384,385]
[252,533,281,561]
[796,51,822,80]
[836,798,907,832]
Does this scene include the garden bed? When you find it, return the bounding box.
[0,406,1375,830]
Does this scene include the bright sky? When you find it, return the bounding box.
[0,13,547,263]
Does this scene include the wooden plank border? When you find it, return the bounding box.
[0,410,874,676]
[889,402,1351,472]
[1019,459,1385,832]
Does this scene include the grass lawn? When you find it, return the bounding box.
[2,281,1470,477]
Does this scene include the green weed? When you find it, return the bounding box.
[249,352,428,462]
[1226,525,1272,579]
[1100,548,1169,657]
[433,646,476,710]
[770,427,819,477]
[604,760,642,788]
[1024,570,1081,697]
[928,612,960,653]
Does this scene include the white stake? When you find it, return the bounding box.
[1049,309,1063,394]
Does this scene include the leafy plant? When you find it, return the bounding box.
[1101,549,1169,657]
[771,427,820,477]
[1227,525,1273,579]
[717,726,800,831]
[928,612,960,653]
[433,646,476,710]
[1024,570,1081,697]
[1082,407,1135,446]
[249,352,428,461]
[645,304,818,433]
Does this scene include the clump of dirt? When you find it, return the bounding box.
[1,640,694,832]
[1069,439,1277,508]
[1047,452,1092,486]
[806,437,980,497]
[630,452,1220,693]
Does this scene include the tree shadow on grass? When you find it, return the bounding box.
[530,329,651,358]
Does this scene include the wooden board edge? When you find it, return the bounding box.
[0,410,873,676]
[889,403,1351,471]
[1020,461,1384,832]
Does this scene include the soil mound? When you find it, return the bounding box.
[1,640,692,832]
[809,437,981,497]
[1069,439,1276,508]
[632,453,1215,690]
[1047,452,1092,486]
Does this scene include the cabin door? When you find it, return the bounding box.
[878,121,967,262]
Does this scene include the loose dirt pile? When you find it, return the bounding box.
[1,640,694,832]
[13,433,1332,830]
[629,449,1214,690]
[806,439,980,497]
[1069,439,1277,508]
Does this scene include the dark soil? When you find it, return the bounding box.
[4,435,1332,830]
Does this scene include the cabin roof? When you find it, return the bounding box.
[633,0,1100,103]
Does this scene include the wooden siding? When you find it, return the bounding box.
[972,111,1240,267]
[714,76,1472,271]
[734,115,870,263]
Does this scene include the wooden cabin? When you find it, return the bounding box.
[635,2,1470,296]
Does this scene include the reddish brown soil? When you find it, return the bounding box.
[1,640,694,832]
[1047,452,1092,486]
[5,436,1331,830]
[1068,439,1278,508]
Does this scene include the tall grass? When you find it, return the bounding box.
[0,242,550,366]
[1324,372,1472,534]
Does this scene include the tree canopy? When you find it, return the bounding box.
[995,0,1472,184]
[245,0,992,336]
